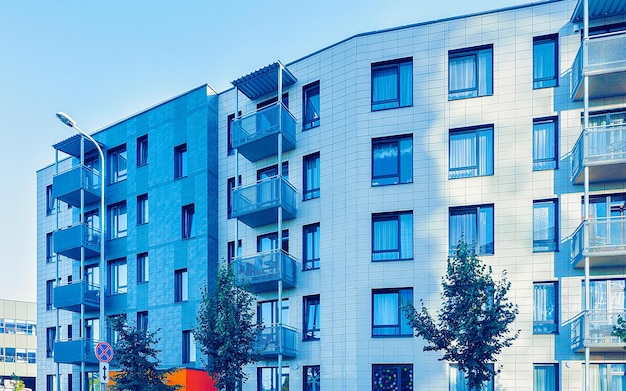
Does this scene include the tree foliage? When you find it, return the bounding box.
[108,314,180,391]
[404,241,519,390]
[194,262,262,391]
[611,315,626,343]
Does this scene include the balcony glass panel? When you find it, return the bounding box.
[53,281,100,313]
[53,223,100,260]
[233,249,297,292]
[570,124,626,184]
[232,176,296,228]
[254,324,297,358]
[53,339,98,364]
[571,218,626,268]
[52,165,101,208]
[571,310,626,352]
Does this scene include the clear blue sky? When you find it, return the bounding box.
[0,0,532,302]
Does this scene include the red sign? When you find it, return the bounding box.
[95,341,114,363]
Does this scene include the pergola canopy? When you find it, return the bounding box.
[232,61,297,100]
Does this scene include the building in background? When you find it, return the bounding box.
[37,0,626,389]
[0,300,36,390]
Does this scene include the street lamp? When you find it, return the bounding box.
[56,112,106,391]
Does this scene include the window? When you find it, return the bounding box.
[258,367,289,391]
[303,223,320,270]
[46,232,55,263]
[589,364,626,390]
[449,125,494,179]
[303,295,320,341]
[371,58,412,111]
[303,152,320,200]
[448,45,493,100]
[257,230,289,253]
[137,193,148,224]
[182,204,196,239]
[258,299,289,325]
[85,264,99,288]
[372,288,413,337]
[304,365,320,391]
[182,330,196,364]
[303,81,320,129]
[137,135,148,166]
[137,253,149,283]
[227,240,242,263]
[449,205,494,255]
[227,175,241,219]
[46,279,54,310]
[533,117,558,170]
[534,364,557,391]
[46,184,55,215]
[109,145,127,183]
[67,374,72,391]
[137,311,148,331]
[372,135,413,186]
[372,364,413,391]
[372,212,413,261]
[533,35,558,89]
[533,199,558,252]
[174,143,188,179]
[533,282,558,334]
[67,324,72,339]
[46,375,56,391]
[174,268,188,302]
[226,113,240,156]
[108,259,127,295]
[109,202,127,239]
[46,327,56,357]
[450,364,494,391]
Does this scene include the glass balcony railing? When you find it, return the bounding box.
[53,338,98,364]
[254,324,298,359]
[53,281,100,313]
[231,102,296,162]
[571,310,626,352]
[571,218,626,268]
[52,165,101,208]
[53,223,100,260]
[571,123,626,184]
[232,249,297,293]
[232,176,297,228]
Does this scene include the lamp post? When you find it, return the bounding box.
[56,112,106,391]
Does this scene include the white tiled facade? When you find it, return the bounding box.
[37,0,626,390]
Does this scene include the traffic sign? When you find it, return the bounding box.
[95,341,114,363]
[99,361,110,384]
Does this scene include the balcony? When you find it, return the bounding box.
[53,223,100,260]
[53,281,99,313]
[571,123,626,184]
[232,176,296,228]
[54,339,98,365]
[231,102,296,162]
[571,218,626,268]
[571,310,626,352]
[254,325,297,359]
[571,31,626,101]
[52,165,101,208]
[233,250,297,293]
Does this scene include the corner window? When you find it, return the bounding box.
[533,35,558,89]
[372,364,413,391]
[303,152,320,200]
[303,223,320,270]
[182,330,196,363]
[136,135,148,166]
[372,212,413,261]
[533,199,558,252]
[449,204,494,255]
[109,201,127,239]
[533,282,558,334]
[137,193,148,225]
[108,258,127,295]
[449,125,494,179]
[174,143,188,179]
[303,295,320,341]
[372,135,413,186]
[371,58,413,111]
[182,204,195,239]
[533,117,558,171]
[534,364,558,391]
[303,81,320,130]
[450,364,494,391]
[137,252,149,283]
[304,365,321,391]
[174,268,188,303]
[109,145,127,183]
[448,45,493,100]
[372,288,413,337]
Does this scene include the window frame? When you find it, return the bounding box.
[533,282,558,334]
[257,367,289,391]
[137,311,148,331]
[137,193,149,225]
[448,45,493,100]
[371,57,413,111]
[533,34,559,89]
[227,175,241,219]
[371,288,413,337]
[46,232,55,263]
[46,279,54,310]
[533,117,558,171]
[533,199,559,252]
[137,252,149,283]
[304,365,321,391]
[303,294,320,341]
[303,223,320,270]
[108,201,128,240]
[181,203,196,239]
[174,143,188,179]
[533,364,558,391]
[449,204,495,255]
[108,145,127,184]
[371,211,413,261]
[174,268,188,303]
[226,112,241,156]
[46,327,56,358]
[372,364,414,391]
[182,330,196,364]
[136,134,148,166]
[303,152,320,200]
[46,184,55,215]
[449,125,494,179]
[303,81,321,130]
[108,258,128,295]
[450,364,494,391]
[372,134,413,186]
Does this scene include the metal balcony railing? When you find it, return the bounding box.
[53,338,98,365]
[53,281,100,313]
[571,218,626,268]
[232,249,297,292]
[53,223,100,260]
[52,165,101,208]
[254,324,297,358]
[571,123,626,184]
[232,176,297,228]
[571,310,626,352]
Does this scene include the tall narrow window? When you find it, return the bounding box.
[227,240,242,264]
[108,259,127,295]
[136,135,148,166]
[46,184,55,215]
[109,202,127,239]
[303,295,320,341]
[371,58,413,111]
[449,204,494,255]
[372,212,413,261]
[227,175,241,219]
[137,193,149,225]
[303,223,320,270]
[137,252,149,283]
[137,311,148,331]
[533,35,558,89]
[304,365,321,391]
[303,81,320,129]
[534,364,557,391]
[448,45,493,100]
[533,117,558,171]
[109,145,127,183]
[182,330,196,363]
[449,125,494,179]
[534,282,557,334]
[46,327,56,357]
[372,364,413,391]
[372,135,413,186]
[533,199,558,252]
[46,232,55,263]
[174,268,188,302]
[46,279,54,310]
[46,375,56,391]
[303,152,320,200]
[174,143,188,179]
[372,288,413,337]
[182,204,196,239]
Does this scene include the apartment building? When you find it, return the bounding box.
[0,300,36,390]
[36,0,626,390]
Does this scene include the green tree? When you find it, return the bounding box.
[108,314,180,391]
[404,240,519,390]
[611,315,626,344]
[194,262,262,391]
